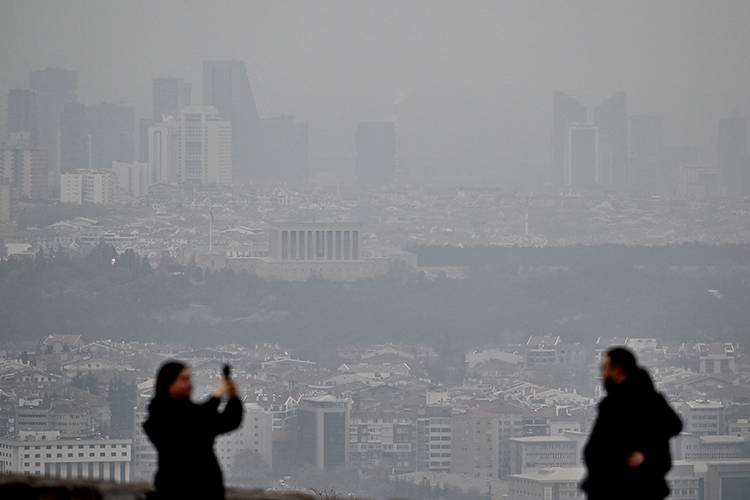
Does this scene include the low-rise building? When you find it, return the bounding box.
[508,467,585,500]
[0,431,131,482]
[509,436,579,475]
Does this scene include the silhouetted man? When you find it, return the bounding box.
[581,347,682,500]
[143,361,243,500]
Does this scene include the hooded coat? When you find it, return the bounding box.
[581,368,682,500]
[143,395,243,499]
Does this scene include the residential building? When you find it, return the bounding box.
[216,403,273,477]
[349,413,415,474]
[60,169,115,205]
[450,409,499,479]
[416,405,452,473]
[0,144,50,200]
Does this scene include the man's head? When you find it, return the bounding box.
[601,347,638,392]
[155,360,192,400]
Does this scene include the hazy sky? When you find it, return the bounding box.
[2,0,749,182]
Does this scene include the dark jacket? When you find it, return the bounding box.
[143,396,243,500]
[581,368,682,500]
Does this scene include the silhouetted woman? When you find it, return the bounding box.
[143,361,243,500]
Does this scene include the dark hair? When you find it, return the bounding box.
[154,360,187,400]
[606,347,638,376]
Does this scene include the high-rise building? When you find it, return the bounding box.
[29,68,78,185]
[60,169,115,205]
[566,124,598,187]
[0,144,49,200]
[112,161,149,200]
[202,60,263,183]
[717,116,748,196]
[594,92,628,188]
[7,89,37,143]
[0,181,11,225]
[177,105,232,185]
[297,396,350,470]
[152,77,191,121]
[450,410,499,479]
[261,115,308,184]
[87,103,135,171]
[59,102,89,173]
[147,117,179,185]
[355,121,396,187]
[629,114,664,193]
[551,91,587,186]
[416,405,452,473]
[137,118,153,163]
[216,403,273,478]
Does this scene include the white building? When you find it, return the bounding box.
[148,117,179,185]
[682,400,727,436]
[216,403,273,478]
[509,467,586,500]
[509,436,579,475]
[178,105,232,185]
[60,169,115,205]
[0,431,131,482]
[112,160,149,200]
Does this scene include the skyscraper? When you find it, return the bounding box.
[152,77,191,121]
[567,124,598,187]
[355,121,396,186]
[30,68,78,183]
[202,60,263,183]
[138,118,154,163]
[594,92,628,188]
[629,114,664,193]
[261,115,308,184]
[551,91,587,186]
[7,89,37,143]
[148,118,179,185]
[87,103,135,170]
[717,116,748,196]
[60,102,89,173]
[177,106,232,186]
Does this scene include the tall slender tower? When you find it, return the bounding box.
[551,91,587,187]
[594,92,628,188]
[202,61,263,183]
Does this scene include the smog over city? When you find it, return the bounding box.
[0,2,749,499]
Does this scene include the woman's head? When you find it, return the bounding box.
[154,361,192,400]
